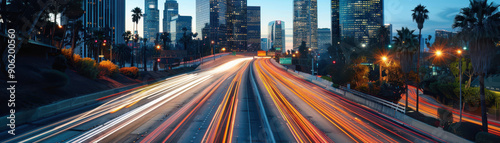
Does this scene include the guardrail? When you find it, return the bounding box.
[249,63,276,142]
[339,86,406,113]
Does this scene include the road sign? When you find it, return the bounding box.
[279,57,292,65]
[258,51,266,57]
[267,52,275,57]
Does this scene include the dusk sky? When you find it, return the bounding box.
[126,0,472,50]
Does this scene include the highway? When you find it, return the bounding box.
[253,58,439,142]
[1,55,447,142]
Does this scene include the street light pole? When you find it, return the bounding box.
[458,50,463,122]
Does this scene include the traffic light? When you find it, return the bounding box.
[95,40,98,43]
[104,40,107,43]
[333,60,336,64]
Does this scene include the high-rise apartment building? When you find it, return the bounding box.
[144,0,160,43]
[318,28,331,54]
[247,6,260,51]
[385,24,392,44]
[293,0,317,50]
[339,0,383,45]
[163,0,179,33]
[268,20,286,53]
[80,0,125,57]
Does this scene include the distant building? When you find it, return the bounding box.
[293,0,318,50]
[196,0,247,51]
[247,6,261,51]
[385,24,392,45]
[318,28,331,54]
[268,20,286,53]
[340,0,383,45]
[331,0,340,49]
[170,15,192,48]
[261,38,268,51]
[163,0,179,33]
[79,0,125,58]
[435,29,457,40]
[144,0,160,43]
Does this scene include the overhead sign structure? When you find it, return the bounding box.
[280,57,292,65]
[258,51,266,57]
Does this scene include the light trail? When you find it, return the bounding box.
[254,59,332,143]
[202,59,250,143]
[256,58,438,142]
[401,86,500,136]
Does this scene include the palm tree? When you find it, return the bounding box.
[393,27,419,113]
[113,44,131,68]
[160,32,171,50]
[412,4,429,112]
[131,7,143,33]
[123,31,132,44]
[452,0,500,132]
[63,0,84,61]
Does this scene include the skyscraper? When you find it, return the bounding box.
[384,24,392,45]
[261,38,268,51]
[226,0,247,51]
[163,0,178,33]
[196,0,247,51]
[340,0,383,45]
[247,6,260,51]
[268,20,285,53]
[80,0,125,57]
[318,28,331,54]
[170,15,192,48]
[331,0,340,48]
[293,0,317,50]
[144,0,160,43]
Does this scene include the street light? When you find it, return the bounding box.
[292,54,296,57]
[435,49,464,122]
[380,56,389,82]
[222,47,226,52]
[156,45,161,50]
[362,44,366,48]
[211,41,215,61]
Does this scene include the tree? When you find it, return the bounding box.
[393,27,419,112]
[412,4,429,112]
[160,32,171,50]
[298,41,308,58]
[339,37,362,65]
[113,44,131,68]
[142,38,148,71]
[63,0,84,61]
[452,0,500,132]
[131,7,142,33]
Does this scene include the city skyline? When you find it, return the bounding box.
[126,0,472,51]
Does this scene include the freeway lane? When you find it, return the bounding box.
[1,56,256,143]
[254,58,439,143]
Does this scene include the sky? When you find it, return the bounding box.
[125,0,473,51]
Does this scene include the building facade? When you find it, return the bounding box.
[80,0,125,57]
[261,38,268,51]
[339,0,383,45]
[196,0,247,51]
[268,20,286,53]
[247,6,260,51]
[293,0,317,50]
[163,0,179,33]
[318,28,331,54]
[385,24,392,45]
[144,0,160,43]
[331,0,340,49]
[170,15,192,48]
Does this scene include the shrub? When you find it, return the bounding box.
[446,122,481,141]
[61,48,72,60]
[72,54,82,65]
[438,108,453,128]
[41,69,69,89]
[476,132,500,143]
[52,55,67,72]
[98,60,119,77]
[120,67,139,78]
[77,58,98,79]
